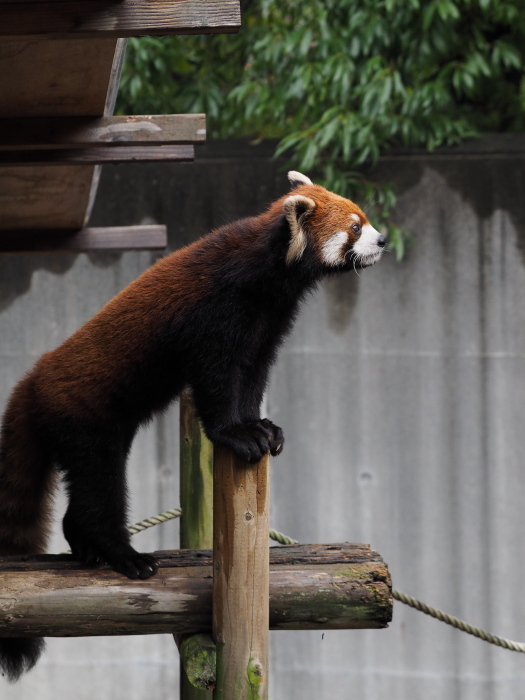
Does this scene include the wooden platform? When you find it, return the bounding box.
[0,0,241,251]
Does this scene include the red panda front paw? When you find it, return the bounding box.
[258,418,284,456]
[211,420,284,463]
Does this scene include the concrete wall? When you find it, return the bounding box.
[2,136,525,699]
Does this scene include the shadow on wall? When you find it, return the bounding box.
[324,273,360,335]
[374,134,525,264]
[0,252,128,313]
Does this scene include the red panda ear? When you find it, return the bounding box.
[283,194,316,264]
[288,170,313,189]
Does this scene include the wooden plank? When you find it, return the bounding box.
[0,39,118,118]
[0,165,95,229]
[0,545,392,637]
[0,39,122,230]
[0,0,241,40]
[83,38,129,227]
[0,115,206,150]
[0,225,168,252]
[213,448,270,700]
[0,145,195,165]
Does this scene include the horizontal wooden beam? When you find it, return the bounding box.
[0,0,241,40]
[0,544,392,637]
[0,145,195,166]
[0,115,205,150]
[0,225,167,253]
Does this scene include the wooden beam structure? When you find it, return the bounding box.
[0,225,168,253]
[0,0,241,41]
[0,115,206,149]
[213,448,271,700]
[0,146,195,166]
[0,545,392,637]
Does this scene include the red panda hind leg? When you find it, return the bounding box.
[57,422,158,580]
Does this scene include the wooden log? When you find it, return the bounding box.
[213,448,270,700]
[179,391,214,698]
[0,225,167,253]
[180,391,214,552]
[0,0,241,40]
[0,115,206,150]
[0,545,391,637]
[0,146,195,166]
[179,634,217,692]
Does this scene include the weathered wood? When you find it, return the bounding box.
[0,39,116,231]
[179,391,215,699]
[0,225,167,252]
[0,165,96,230]
[0,39,118,118]
[0,146,195,166]
[0,545,392,637]
[180,391,214,552]
[0,115,206,150]
[83,38,128,225]
[0,0,241,40]
[213,448,270,700]
[179,634,217,692]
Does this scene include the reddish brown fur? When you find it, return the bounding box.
[0,379,56,555]
[0,174,386,681]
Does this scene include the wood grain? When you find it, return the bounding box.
[0,115,206,149]
[0,165,96,229]
[0,545,392,637]
[0,225,168,252]
[0,39,118,118]
[0,0,241,40]
[0,39,118,230]
[213,448,270,699]
[0,145,195,165]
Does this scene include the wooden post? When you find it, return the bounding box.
[179,391,214,699]
[213,447,270,700]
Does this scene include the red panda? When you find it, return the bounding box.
[0,171,385,680]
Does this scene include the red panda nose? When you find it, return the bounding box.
[377,235,387,248]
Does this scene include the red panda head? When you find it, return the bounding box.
[282,171,386,270]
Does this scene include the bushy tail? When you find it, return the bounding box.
[0,376,56,682]
[0,639,45,682]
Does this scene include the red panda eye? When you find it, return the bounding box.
[351,223,361,234]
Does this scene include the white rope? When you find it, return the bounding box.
[392,589,525,653]
[132,508,525,653]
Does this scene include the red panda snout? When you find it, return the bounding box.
[318,219,386,269]
[350,222,386,268]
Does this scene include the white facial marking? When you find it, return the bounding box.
[352,223,384,266]
[322,231,349,266]
[350,213,360,222]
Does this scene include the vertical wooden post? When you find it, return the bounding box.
[179,390,214,699]
[213,447,270,700]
